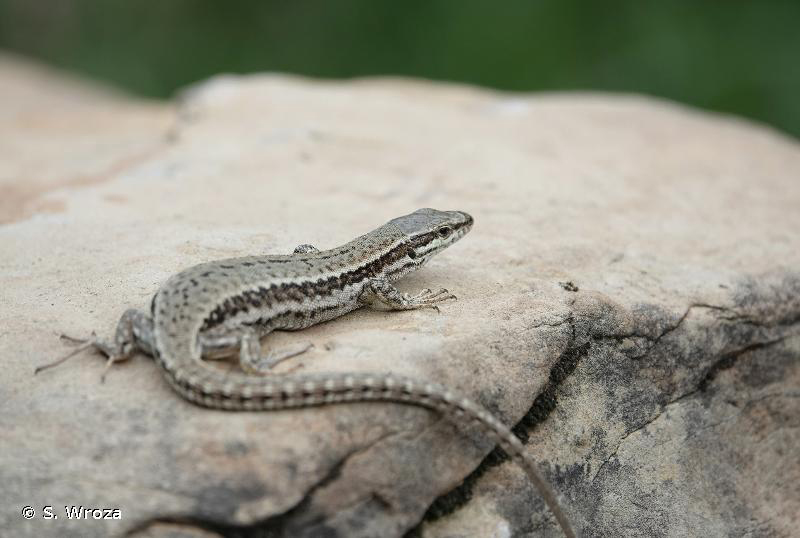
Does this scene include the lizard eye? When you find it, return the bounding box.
[438,226,451,238]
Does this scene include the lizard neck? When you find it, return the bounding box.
[316,223,423,282]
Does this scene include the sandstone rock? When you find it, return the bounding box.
[1,55,798,537]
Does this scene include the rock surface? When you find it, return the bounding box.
[1,54,798,538]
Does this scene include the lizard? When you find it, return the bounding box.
[36,208,576,538]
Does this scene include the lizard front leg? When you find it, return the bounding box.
[358,278,456,312]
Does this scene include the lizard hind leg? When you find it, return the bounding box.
[35,309,155,382]
[34,336,98,374]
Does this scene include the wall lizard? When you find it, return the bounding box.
[37,208,575,538]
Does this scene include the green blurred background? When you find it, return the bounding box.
[1,0,798,138]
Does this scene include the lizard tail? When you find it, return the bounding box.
[160,362,578,538]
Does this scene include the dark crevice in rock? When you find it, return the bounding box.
[582,303,717,361]
[127,515,254,538]
[609,303,734,358]
[513,341,591,444]
[127,452,347,538]
[591,302,796,362]
[698,337,787,392]
[592,336,790,483]
[406,318,590,534]
[129,432,399,538]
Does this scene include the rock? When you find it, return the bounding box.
[0,53,174,225]
[1,55,798,538]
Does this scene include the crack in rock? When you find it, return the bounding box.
[408,318,589,531]
[592,336,789,482]
[129,429,401,538]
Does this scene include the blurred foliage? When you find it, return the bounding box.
[0,0,798,137]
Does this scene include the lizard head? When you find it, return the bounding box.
[390,208,473,264]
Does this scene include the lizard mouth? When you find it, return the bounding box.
[459,211,474,229]
[447,211,474,241]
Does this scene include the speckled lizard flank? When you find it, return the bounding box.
[38,208,575,538]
